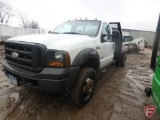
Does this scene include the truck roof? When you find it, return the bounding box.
[69,19,109,24]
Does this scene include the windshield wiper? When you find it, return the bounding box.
[62,32,80,34]
[49,31,60,34]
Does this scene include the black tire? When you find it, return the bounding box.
[131,46,139,53]
[115,60,120,67]
[120,52,127,67]
[130,48,133,53]
[127,49,130,55]
[71,67,97,107]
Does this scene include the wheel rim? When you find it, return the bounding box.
[82,78,94,101]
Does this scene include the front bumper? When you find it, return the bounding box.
[3,60,79,93]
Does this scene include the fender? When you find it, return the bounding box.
[72,48,100,68]
[67,48,100,91]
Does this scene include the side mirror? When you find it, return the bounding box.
[101,34,112,42]
[48,30,51,34]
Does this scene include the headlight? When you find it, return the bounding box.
[46,50,70,67]
[55,51,63,60]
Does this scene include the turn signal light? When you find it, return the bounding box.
[48,62,63,67]
[65,52,71,67]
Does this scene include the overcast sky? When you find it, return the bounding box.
[3,0,160,31]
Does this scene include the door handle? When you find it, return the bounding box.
[113,44,115,49]
[96,46,101,49]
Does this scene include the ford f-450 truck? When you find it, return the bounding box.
[3,20,128,106]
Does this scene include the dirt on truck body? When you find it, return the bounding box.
[0,45,159,120]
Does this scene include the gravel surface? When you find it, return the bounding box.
[0,45,159,120]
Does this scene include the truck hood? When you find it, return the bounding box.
[7,34,95,50]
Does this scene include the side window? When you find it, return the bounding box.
[101,23,111,42]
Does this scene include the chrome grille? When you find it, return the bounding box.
[5,42,46,72]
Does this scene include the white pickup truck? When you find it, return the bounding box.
[2,20,128,106]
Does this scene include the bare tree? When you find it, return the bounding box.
[0,2,14,24]
[28,20,39,29]
[18,11,29,28]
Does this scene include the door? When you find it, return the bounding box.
[151,31,160,71]
[152,55,160,115]
[151,15,160,115]
[98,23,115,68]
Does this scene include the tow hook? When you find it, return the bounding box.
[145,87,152,97]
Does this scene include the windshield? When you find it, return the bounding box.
[51,20,101,37]
[123,36,133,42]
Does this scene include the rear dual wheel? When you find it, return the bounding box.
[120,52,127,67]
[116,52,127,67]
[71,67,97,107]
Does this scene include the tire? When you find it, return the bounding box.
[115,60,120,67]
[120,52,127,67]
[71,67,97,107]
[129,47,133,53]
[132,46,139,53]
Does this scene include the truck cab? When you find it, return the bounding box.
[3,20,128,106]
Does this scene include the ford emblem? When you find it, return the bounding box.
[12,52,18,58]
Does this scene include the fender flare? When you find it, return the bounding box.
[72,48,100,71]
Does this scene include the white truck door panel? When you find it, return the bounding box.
[100,42,114,68]
[98,23,114,69]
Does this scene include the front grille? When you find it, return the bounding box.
[5,42,46,72]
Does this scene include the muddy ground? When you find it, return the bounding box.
[0,44,159,120]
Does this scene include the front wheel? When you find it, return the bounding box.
[71,67,97,107]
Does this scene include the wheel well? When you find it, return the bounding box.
[81,58,99,74]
